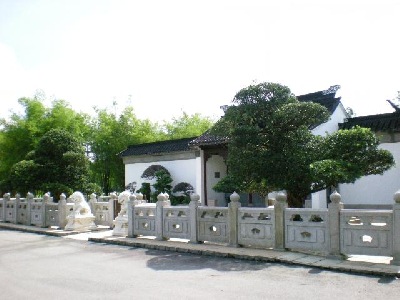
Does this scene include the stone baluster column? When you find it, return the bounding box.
[189,193,200,244]
[89,193,97,217]
[14,193,20,224]
[0,193,6,221]
[391,190,400,265]
[128,194,137,237]
[274,191,287,250]
[41,193,50,227]
[228,192,241,247]
[136,192,144,203]
[328,190,343,258]
[155,193,168,241]
[26,192,34,226]
[58,193,67,229]
[4,193,11,222]
[110,192,118,221]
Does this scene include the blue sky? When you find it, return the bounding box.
[1,0,399,121]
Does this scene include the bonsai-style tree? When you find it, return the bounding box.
[152,169,173,201]
[212,82,394,207]
[141,165,170,180]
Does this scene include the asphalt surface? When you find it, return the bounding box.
[0,229,399,300]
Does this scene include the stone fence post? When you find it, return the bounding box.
[1,193,7,221]
[14,194,20,224]
[110,192,118,219]
[328,190,343,258]
[228,192,241,247]
[189,193,200,243]
[41,193,50,227]
[4,193,11,222]
[26,192,34,226]
[274,191,287,250]
[58,193,67,229]
[156,193,169,241]
[127,194,137,237]
[391,190,400,265]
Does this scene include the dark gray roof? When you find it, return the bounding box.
[188,131,228,147]
[297,85,341,114]
[339,112,400,132]
[119,137,197,157]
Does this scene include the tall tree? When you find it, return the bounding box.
[9,129,92,198]
[163,112,214,139]
[212,82,394,207]
[88,107,162,194]
[0,97,90,193]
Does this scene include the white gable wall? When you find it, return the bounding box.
[124,156,201,198]
[339,142,400,208]
[311,103,347,136]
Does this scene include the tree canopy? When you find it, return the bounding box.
[0,95,214,196]
[9,129,92,198]
[212,82,394,207]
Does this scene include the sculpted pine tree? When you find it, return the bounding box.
[212,82,394,207]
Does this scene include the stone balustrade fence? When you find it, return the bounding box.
[0,192,117,228]
[2,189,400,265]
[127,191,400,265]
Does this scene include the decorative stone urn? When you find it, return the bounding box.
[112,191,131,236]
[64,191,97,231]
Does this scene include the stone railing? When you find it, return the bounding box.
[89,193,117,228]
[0,192,119,229]
[0,193,74,228]
[126,191,400,265]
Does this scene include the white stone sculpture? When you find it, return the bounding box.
[112,191,131,236]
[64,191,97,231]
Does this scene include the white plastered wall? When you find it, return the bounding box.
[339,142,400,207]
[125,157,199,197]
[206,154,227,205]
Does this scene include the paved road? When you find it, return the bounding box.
[0,229,398,300]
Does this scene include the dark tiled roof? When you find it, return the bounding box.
[188,131,228,147]
[339,112,400,131]
[119,137,197,157]
[297,86,341,114]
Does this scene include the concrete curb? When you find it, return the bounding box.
[88,236,400,278]
[1,222,399,278]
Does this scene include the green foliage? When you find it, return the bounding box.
[170,195,191,205]
[40,183,73,200]
[172,182,194,195]
[0,94,214,197]
[0,97,90,193]
[88,107,162,194]
[163,112,214,139]
[212,175,243,194]
[137,182,151,201]
[141,165,170,180]
[171,182,194,205]
[212,82,394,207]
[8,129,91,200]
[310,127,395,191]
[152,170,173,201]
[83,182,103,196]
[9,160,38,194]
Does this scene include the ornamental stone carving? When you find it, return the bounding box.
[64,191,96,231]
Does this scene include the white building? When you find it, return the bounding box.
[120,86,400,208]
